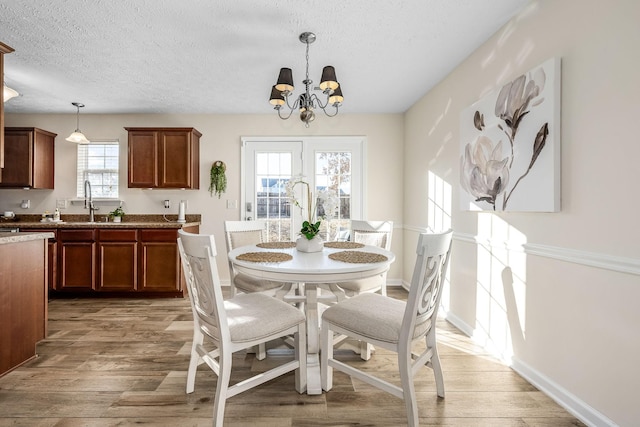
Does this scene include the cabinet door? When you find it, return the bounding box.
[0,128,56,188]
[128,130,158,188]
[97,229,137,292]
[139,229,181,293]
[58,230,95,292]
[158,130,194,188]
[0,129,32,186]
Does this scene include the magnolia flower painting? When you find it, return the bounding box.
[460,58,561,212]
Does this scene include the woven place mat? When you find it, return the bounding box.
[256,241,296,249]
[323,241,365,249]
[236,252,293,263]
[328,250,388,264]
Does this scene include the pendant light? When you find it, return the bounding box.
[3,83,19,102]
[66,102,90,144]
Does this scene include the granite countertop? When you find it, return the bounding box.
[0,214,201,230]
[0,231,55,245]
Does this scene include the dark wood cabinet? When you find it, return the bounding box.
[138,229,182,292]
[97,229,138,292]
[126,127,201,189]
[21,228,57,291]
[0,42,14,169]
[0,127,56,188]
[58,229,95,292]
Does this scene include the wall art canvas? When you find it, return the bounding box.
[459,57,561,212]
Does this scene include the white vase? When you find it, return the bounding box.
[113,216,121,223]
[296,235,324,253]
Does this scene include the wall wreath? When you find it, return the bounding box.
[209,161,227,198]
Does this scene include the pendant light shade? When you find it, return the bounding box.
[3,83,19,102]
[66,102,90,144]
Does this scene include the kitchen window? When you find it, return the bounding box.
[76,140,119,198]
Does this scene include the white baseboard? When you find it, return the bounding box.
[442,313,617,427]
[511,359,617,427]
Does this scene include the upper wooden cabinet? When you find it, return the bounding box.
[0,127,56,189]
[126,127,201,189]
[1,42,15,169]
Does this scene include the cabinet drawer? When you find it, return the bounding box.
[139,229,177,242]
[59,229,95,241]
[99,229,137,242]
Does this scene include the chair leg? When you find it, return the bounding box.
[256,343,266,360]
[213,348,232,427]
[359,341,373,361]
[320,322,333,391]
[186,329,204,393]
[427,334,445,398]
[398,345,419,427]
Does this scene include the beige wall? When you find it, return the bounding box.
[404,0,639,425]
[2,113,404,283]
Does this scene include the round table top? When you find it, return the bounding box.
[228,243,395,283]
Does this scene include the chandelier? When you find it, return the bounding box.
[269,32,343,127]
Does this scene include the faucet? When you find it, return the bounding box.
[84,180,98,222]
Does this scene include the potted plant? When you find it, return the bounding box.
[108,206,125,223]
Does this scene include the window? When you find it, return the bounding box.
[76,141,119,198]
[242,137,364,241]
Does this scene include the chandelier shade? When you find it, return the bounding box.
[275,68,294,93]
[65,102,90,144]
[269,32,344,127]
[319,66,339,91]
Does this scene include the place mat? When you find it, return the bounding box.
[236,252,293,263]
[323,241,365,249]
[256,241,296,249]
[328,251,388,264]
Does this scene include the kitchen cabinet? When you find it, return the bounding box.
[138,228,190,293]
[0,41,14,169]
[97,229,138,292]
[58,229,95,292]
[0,127,56,188]
[126,127,201,189]
[21,228,57,291]
[0,235,47,376]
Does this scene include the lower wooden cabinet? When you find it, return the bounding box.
[97,229,137,292]
[21,228,57,291]
[48,226,198,297]
[58,229,95,292]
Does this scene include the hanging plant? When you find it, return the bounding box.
[209,161,227,198]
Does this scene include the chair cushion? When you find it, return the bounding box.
[336,275,384,293]
[233,272,285,293]
[322,293,431,344]
[224,293,305,343]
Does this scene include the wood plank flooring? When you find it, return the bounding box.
[0,288,585,426]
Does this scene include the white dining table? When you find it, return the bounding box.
[227,242,396,395]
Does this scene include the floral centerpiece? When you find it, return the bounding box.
[286,175,339,252]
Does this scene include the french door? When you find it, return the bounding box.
[241,137,365,242]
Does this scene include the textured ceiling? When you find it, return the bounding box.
[1,0,529,115]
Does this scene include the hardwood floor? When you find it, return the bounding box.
[0,288,585,426]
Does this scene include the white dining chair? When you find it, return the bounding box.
[223,220,285,296]
[178,229,307,426]
[321,230,453,427]
[331,220,393,360]
[336,220,393,297]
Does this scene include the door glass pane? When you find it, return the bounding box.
[255,152,292,241]
[315,151,351,241]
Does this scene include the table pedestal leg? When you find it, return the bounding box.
[304,283,322,395]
